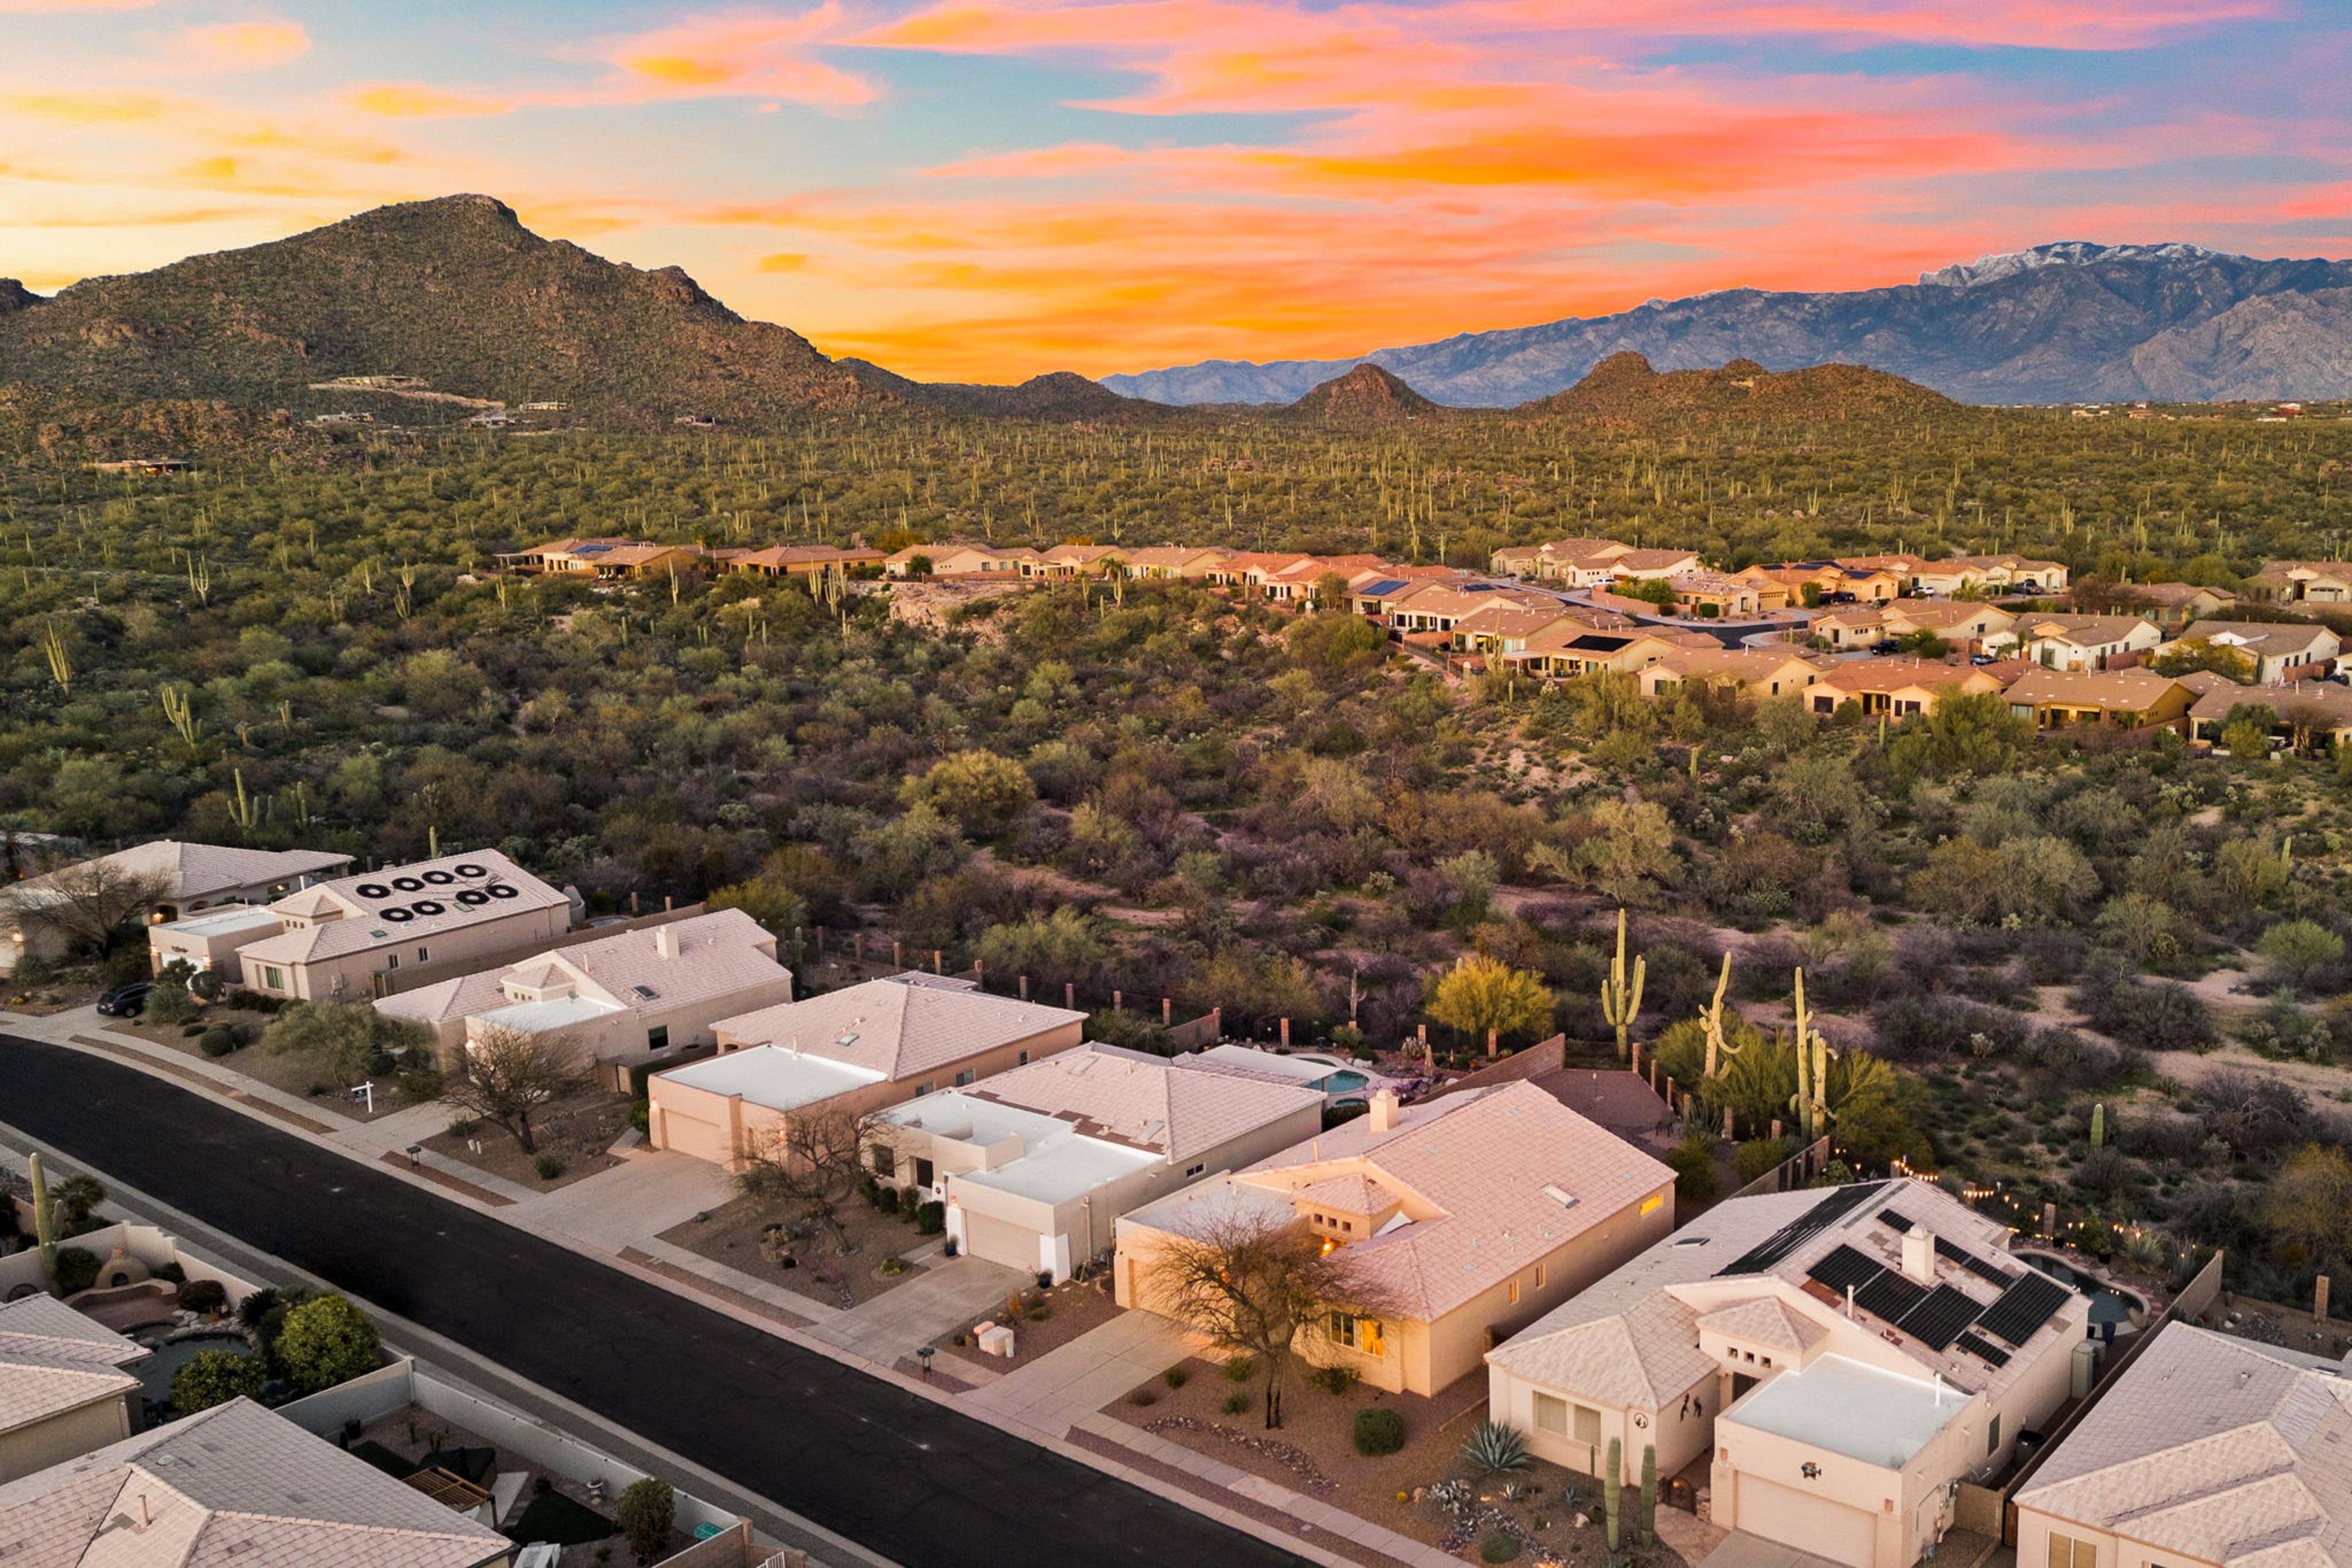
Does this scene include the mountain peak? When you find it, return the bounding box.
[1526,355,1953,425]
[1919,241,2238,289]
[0,279,38,315]
[1290,362,1438,422]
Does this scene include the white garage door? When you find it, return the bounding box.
[655,1104,731,1164]
[963,1213,1037,1273]
[1736,1477,1878,1568]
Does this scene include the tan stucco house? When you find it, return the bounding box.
[871,1043,1324,1282]
[0,1295,149,1485]
[1806,661,2006,717]
[372,907,793,1067]
[2158,620,2342,684]
[1488,1181,2088,1568]
[231,849,575,1004]
[2004,668,2192,731]
[2013,1323,2347,1568]
[2247,560,2352,604]
[0,1396,512,1566]
[1117,1081,1675,1398]
[2006,614,2162,671]
[1639,648,1832,700]
[7,841,350,975]
[646,975,1087,1166]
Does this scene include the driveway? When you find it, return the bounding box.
[808,1254,1031,1364]
[0,1034,1314,1568]
[963,1308,1200,1438]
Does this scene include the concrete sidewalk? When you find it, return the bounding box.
[963,1308,1199,1438]
[808,1254,1030,1363]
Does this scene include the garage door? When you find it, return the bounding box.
[1734,1477,1878,1568]
[654,1103,731,1164]
[963,1213,1037,1274]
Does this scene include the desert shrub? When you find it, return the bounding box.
[915,1200,945,1234]
[1354,1406,1407,1456]
[1127,1386,1158,1406]
[533,1152,565,1180]
[176,1278,228,1314]
[1870,994,2030,1063]
[1163,1365,1189,1388]
[2079,967,2217,1053]
[2191,1070,2316,1158]
[1733,1137,1798,1183]
[1664,1133,1720,1202]
[1309,1362,1360,1395]
[1223,1355,1256,1383]
[275,1294,382,1393]
[1221,1390,1251,1415]
[1460,1420,1530,1475]
[1481,1535,1524,1564]
[170,1348,264,1413]
[197,1025,243,1057]
[51,1246,101,1295]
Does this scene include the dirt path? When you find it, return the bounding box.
[2150,1046,2352,1103]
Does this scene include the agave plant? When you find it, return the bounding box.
[1461,1420,1531,1477]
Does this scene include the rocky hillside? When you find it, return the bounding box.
[1102,243,2352,406]
[1287,363,1440,424]
[841,361,1162,420]
[0,196,883,422]
[0,280,37,316]
[1524,353,1957,426]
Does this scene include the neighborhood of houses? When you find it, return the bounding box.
[1,812,2338,1568]
[495,533,2352,754]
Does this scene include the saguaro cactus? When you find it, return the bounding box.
[1605,1437,1623,1549]
[1640,1443,1658,1546]
[2090,1102,2106,1149]
[1791,969,1831,1143]
[1601,910,1645,1062]
[1700,951,1739,1079]
[30,1152,58,1288]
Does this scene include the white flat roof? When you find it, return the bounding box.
[473,995,621,1034]
[1727,1354,1964,1469]
[657,1044,887,1112]
[154,905,284,940]
[886,1090,1159,1205]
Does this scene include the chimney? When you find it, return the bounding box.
[1902,1224,1936,1285]
[654,925,679,960]
[1368,1090,1400,1132]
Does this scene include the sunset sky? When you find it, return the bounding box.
[2,1,2347,381]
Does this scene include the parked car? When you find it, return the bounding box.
[1969,652,1999,665]
[95,982,154,1017]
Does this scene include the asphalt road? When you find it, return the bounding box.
[0,1034,1315,1568]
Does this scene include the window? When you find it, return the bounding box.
[914,1082,934,1098]
[954,1069,976,1087]
[1509,1279,1521,1305]
[1330,1311,1359,1348]
[1988,1416,2001,1456]
[2048,1535,2096,1568]
[648,1025,669,1051]
[386,954,399,970]
[1534,1394,1568,1435]
[417,946,430,963]
[1017,1051,1029,1065]
[1536,1263,1548,1289]
[260,966,286,992]
[869,1144,896,1178]
[1574,1404,1603,1446]
[1184,1163,1206,1178]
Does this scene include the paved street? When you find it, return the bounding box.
[0,1033,1316,1568]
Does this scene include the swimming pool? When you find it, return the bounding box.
[1319,1070,1371,1094]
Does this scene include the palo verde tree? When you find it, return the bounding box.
[440,1023,590,1154]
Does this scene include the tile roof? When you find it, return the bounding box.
[2015,1324,2352,1568]
[5,843,351,910]
[2017,614,2155,646]
[713,976,1085,1082]
[1695,1296,1828,1355]
[1651,648,1831,683]
[2177,620,2339,658]
[2191,679,2352,731]
[1882,598,2016,631]
[2127,581,2237,607]
[0,1296,148,1434]
[1812,660,2001,696]
[2004,667,2186,710]
[1131,1081,1674,1320]
[0,1396,509,1568]
[236,848,568,966]
[1489,1181,2083,1411]
[963,1044,1322,1161]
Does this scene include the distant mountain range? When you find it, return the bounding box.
[5,202,2348,423]
[1102,243,2352,407]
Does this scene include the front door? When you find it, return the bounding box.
[1732,1372,1758,1401]
[915,1157,935,1189]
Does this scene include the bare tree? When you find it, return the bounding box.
[734,1102,880,1255]
[1142,1208,1396,1429]
[8,857,171,958]
[442,1023,589,1154]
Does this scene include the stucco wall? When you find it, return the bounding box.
[245,904,572,1003]
[0,1395,135,1485]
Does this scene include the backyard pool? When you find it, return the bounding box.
[1321,1069,1371,1094]
[131,1329,252,1410]
[2016,1252,2145,1335]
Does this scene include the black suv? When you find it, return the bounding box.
[95,982,154,1017]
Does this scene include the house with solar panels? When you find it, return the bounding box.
[1486,1180,2088,1568]
[229,849,577,1003]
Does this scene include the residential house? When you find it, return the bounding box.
[1878,599,2018,651]
[1450,603,1581,655]
[1117,1081,1677,1398]
[1203,550,1314,592]
[0,1396,512,1566]
[2188,678,2352,752]
[0,1295,148,1484]
[2158,620,2342,685]
[1837,554,2066,597]
[1495,625,1689,679]
[1603,548,1706,583]
[1258,554,1389,604]
[1380,581,1553,635]
[1121,546,1234,581]
[1807,607,1892,651]
[2012,1324,2348,1568]
[2004,669,2192,731]
[1736,563,1903,609]
[886,543,1025,578]
[645,975,1086,1166]
[2007,614,2162,671]
[492,538,705,579]
[1027,543,1130,579]
[146,904,294,984]
[872,1043,1325,1282]
[230,849,575,1004]
[1638,648,1832,700]
[7,842,350,975]
[1959,553,2069,593]
[1835,554,1968,595]
[1490,539,1630,581]
[730,544,886,578]
[1804,661,2006,718]
[1487,1181,2086,1568]
[372,908,793,1067]
[1171,1042,1413,1105]
[1667,571,1766,620]
[2246,560,2352,604]
[2113,581,2238,626]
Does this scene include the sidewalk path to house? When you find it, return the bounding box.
[962,1308,1199,1438]
[0,1031,1321,1568]
[808,1254,1031,1363]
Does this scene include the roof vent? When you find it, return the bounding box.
[1541,1184,1580,1210]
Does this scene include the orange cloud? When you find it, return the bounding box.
[602,5,877,106]
[178,21,311,70]
[346,83,516,119]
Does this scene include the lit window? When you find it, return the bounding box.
[1536,1263,1548,1289]
[1509,1279,1521,1305]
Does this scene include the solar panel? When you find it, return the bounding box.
[1956,1330,2012,1368]
[1977,1273,2073,1347]
[1878,1205,2021,1286]
[1806,1245,1886,1294]
[1897,1285,1983,1352]
[1959,1254,2019,1288]
[1716,1182,1889,1276]
[1855,1270,1928,1323]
